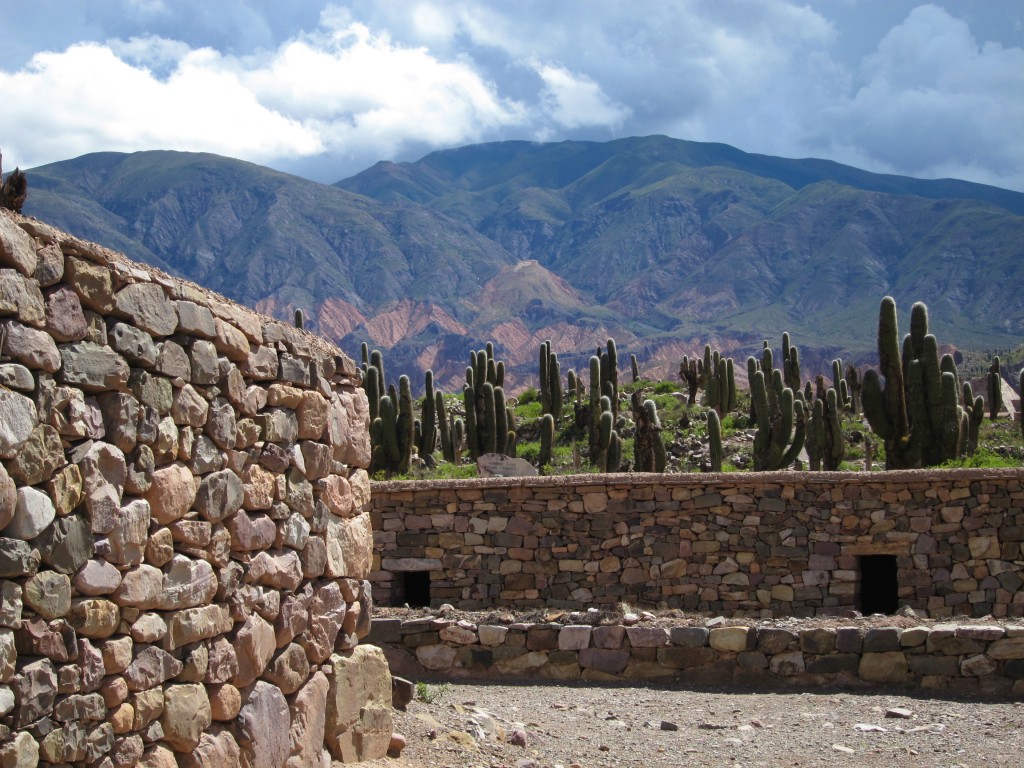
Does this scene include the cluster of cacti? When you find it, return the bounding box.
[806,376,845,471]
[962,380,985,456]
[988,356,1003,419]
[702,344,736,416]
[631,391,667,473]
[369,374,415,476]
[830,359,852,410]
[539,340,563,421]
[862,298,969,469]
[749,355,805,471]
[706,409,723,472]
[844,362,861,414]
[464,343,515,459]
[588,340,621,464]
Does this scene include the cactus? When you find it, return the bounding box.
[417,370,438,458]
[360,342,369,369]
[1020,370,1024,439]
[862,298,967,468]
[807,382,845,471]
[782,332,800,391]
[961,382,985,457]
[465,344,513,459]
[988,356,1003,419]
[369,376,415,476]
[539,340,563,422]
[844,363,861,414]
[294,308,304,329]
[588,355,602,462]
[750,365,805,471]
[436,391,455,462]
[679,355,703,406]
[539,413,555,469]
[594,396,621,473]
[364,364,381,423]
[707,408,723,472]
[631,354,640,383]
[631,391,667,473]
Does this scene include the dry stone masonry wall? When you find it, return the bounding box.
[0,209,391,766]
[369,615,1024,697]
[371,470,1024,619]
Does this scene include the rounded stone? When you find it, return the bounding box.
[23,570,72,620]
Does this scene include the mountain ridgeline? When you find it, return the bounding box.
[20,136,1024,393]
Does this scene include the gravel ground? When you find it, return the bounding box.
[361,680,1024,768]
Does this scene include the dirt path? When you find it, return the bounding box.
[361,680,1024,768]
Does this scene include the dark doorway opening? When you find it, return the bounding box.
[858,555,898,615]
[402,571,432,608]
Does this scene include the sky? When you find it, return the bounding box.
[0,1,1022,190]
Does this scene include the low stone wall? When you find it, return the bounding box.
[1,210,390,765]
[371,469,1024,618]
[369,616,1024,697]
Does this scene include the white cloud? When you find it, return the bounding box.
[815,5,1024,190]
[534,63,630,130]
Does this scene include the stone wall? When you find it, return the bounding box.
[368,615,1024,697]
[0,209,391,766]
[371,469,1024,619]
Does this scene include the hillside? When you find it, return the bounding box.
[20,137,1024,393]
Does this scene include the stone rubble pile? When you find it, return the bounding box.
[0,209,391,766]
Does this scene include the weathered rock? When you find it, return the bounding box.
[78,441,127,534]
[247,550,303,592]
[0,537,39,578]
[6,485,56,540]
[158,555,217,610]
[109,322,158,366]
[36,513,92,575]
[44,284,88,342]
[11,657,56,728]
[73,559,123,596]
[114,282,178,337]
[237,680,292,767]
[47,463,84,516]
[23,570,72,620]
[58,342,130,391]
[858,652,911,683]
[69,597,120,639]
[161,683,211,752]
[144,463,196,525]
[96,391,140,453]
[64,256,114,312]
[0,386,37,459]
[0,268,46,327]
[205,397,236,450]
[0,215,37,275]
[325,646,393,762]
[286,670,329,768]
[1,319,60,371]
[129,370,174,414]
[0,363,32,391]
[124,646,183,691]
[6,424,64,487]
[111,563,163,609]
[233,612,277,688]
[179,729,241,768]
[324,512,373,580]
[165,604,233,651]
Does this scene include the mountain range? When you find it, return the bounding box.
[19,135,1024,394]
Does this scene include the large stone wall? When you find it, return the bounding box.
[371,469,1024,618]
[0,210,390,766]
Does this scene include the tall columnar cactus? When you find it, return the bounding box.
[844,363,861,414]
[631,392,667,473]
[539,340,563,422]
[594,396,622,473]
[679,354,703,406]
[988,356,1003,419]
[417,370,438,458]
[1020,370,1024,439]
[863,298,967,468]
[707,408,723,472]
[538,413,555,469]
[750,365,805,471]
[782,332,801,391]
[588,355,602,462]
[630,354,640,383]
[598,338,619,421]
[360,342,369,369]
[807,382,845,471]
[962,381,985,457]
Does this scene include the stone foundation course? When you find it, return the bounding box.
[0,209,391,765]
[370,616,1024,697]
